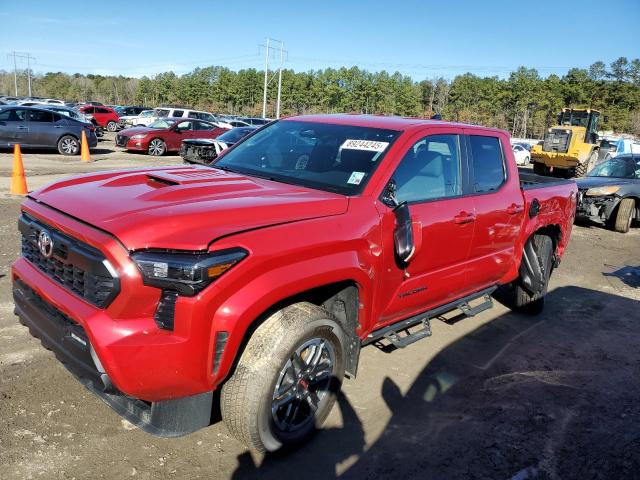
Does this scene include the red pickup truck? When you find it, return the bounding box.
[13,115,577,452]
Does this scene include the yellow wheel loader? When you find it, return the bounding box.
[531,108,600,178]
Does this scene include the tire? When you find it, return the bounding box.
[575,151,597,178]
[106,121,118,132]
[221,302,346,452]
[524,156,530,166]
[614,198,635,233]
[533,162,547,175]
[497,234,553,315]
[57,135,79,155]
[147,138,166,156]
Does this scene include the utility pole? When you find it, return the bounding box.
[262,38,269,119]
[8,52,36,97]
[276,42,284,119]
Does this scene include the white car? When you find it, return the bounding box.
[120,109,156,127]
[512,144,531,166]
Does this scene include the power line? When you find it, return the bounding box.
[7,51,36,96]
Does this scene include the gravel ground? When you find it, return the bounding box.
[0,136,639,479]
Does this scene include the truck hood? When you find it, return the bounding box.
[30,166,348,251]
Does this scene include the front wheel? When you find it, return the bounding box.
[147,138,166,156]
[221,302,346,452]
[524,156,530,166]
[106,121,118,132]
[614,198,635,233]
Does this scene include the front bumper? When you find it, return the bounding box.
[576,193,618,223]
[13,278,212,437]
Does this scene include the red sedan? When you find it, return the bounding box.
[115,118,229,156]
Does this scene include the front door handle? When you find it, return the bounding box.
[506,204,524,215]
[453,211,476,224]
[17,126,28,130]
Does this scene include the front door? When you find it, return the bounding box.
[376,131,476,327]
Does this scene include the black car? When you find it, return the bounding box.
[180,126,258,165]
[576,154,640,233]
[0,106,98,155]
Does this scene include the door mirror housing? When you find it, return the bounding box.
[393,202,416,264]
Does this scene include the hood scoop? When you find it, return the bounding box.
[145,168,228,187]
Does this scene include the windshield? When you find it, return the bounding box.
[588,156,640,179]
[218,128,255,144]
[148,119,172,129]
[559,110,590,127]
[213,120,400,195]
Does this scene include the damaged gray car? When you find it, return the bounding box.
[576,154,640,233]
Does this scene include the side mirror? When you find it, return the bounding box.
[393,202,416,264]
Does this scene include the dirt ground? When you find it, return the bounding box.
[0,136,639,479]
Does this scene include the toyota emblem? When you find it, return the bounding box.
[37,230,54,258]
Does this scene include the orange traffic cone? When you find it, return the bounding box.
[10,144,28,195]
[81,130,91,162]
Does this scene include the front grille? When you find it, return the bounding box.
[19,214,120,308]
[543,129,571,153]
[115,135,128,147]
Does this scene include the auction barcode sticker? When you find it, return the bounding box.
[341,139,389,152]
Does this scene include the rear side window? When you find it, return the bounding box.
[172,110,184,117]
[27,110,54,122]
[469,135,505,193]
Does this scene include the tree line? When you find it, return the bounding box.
[1,57,639,138]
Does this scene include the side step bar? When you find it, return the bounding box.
[363,286,497,349]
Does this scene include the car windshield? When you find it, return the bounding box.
[148,119,172,129]
[213,120,401,195]
[588,156,640,179]
[218,128,255,144]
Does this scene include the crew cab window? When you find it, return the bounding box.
[172,110,184,117]
[27,110,54,122]
[393,134,462,203]
[469,135,505,193]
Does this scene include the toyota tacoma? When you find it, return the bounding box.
[13,115,577,452]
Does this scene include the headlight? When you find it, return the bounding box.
[131,248,247,295]
[585,186,621,196]
[131,134,146,140]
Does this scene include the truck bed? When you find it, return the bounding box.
[518,169,575,190]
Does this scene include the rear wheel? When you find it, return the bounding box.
[524,156,530,166]
[497,234,553,315]
[575,151,597,177]
[221,302,346,452]
[106,121,118,132]
[57,135,79,155]
[614,198,635,233]
[148,138,166,156]
[533,162,548,175]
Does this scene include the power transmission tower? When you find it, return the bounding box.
[7,52,36,96]
[260,38,287,119]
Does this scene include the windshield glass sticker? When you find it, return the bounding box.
[347,171,366,185]
[341,139,389,152]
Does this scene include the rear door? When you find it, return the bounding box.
[463,131,525,290]
[376,128,477,326]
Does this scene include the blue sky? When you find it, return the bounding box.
[0,0,638,79]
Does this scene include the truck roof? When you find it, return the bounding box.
[285,113,509,136]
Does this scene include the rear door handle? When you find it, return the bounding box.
[53,125,63,128]
[506,204,524,214]
[453,211,476,224]
[17,126,28,130]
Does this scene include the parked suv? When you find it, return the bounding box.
[155,107,219,124]
[0,105,97,155]
[13,115,576,453]
[78,105,120,132]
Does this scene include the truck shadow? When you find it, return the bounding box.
[231,287,640,479]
